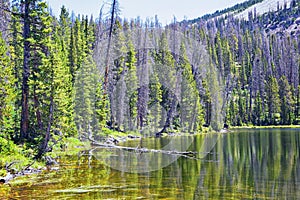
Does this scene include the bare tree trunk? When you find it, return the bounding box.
[20,0,30,140]
[103,0,117,93]
[158,94,177,135]
[102,0,117,129]
[137,26,149,130]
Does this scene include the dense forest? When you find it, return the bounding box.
[0,0,300,159]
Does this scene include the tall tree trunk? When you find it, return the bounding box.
[137,27,149,130]
[103,0,117,92]
[159,94,177,134]
[20,0,30,140]
[103,0,117,128]
[36,94,54,159]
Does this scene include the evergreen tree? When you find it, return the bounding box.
[265,76,281,124]
[74,53,99,139]
[151,32,176,133]
[125,40,138,130]
[58,6,71,56]
[0,32,15,138]
[51,26,76,137]
[110,19,127,130]
[227,97,238,126]
[252,92,263,125]
[148,72,163,133]
[179,42,203,132]
[10,5,23,136]
[279,75,294,125]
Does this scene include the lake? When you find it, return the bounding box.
[5,128,300,199]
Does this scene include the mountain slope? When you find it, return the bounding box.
[188,0,296,22]
[235,0,293,19]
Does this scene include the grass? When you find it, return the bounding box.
[231,125,300,129]
[0,138,44,177]
[100,127,141,138]
[0,136,91,178]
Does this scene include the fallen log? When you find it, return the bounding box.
[89,138,205,159]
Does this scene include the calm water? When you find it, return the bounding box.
[3,128,300,199]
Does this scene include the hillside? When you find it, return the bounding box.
[235,0,293,19]
[179,0,300,127]
[260,0,300,36]
[188,0,297,25]
[184,0,300,37]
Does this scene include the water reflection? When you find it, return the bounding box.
[6,129,300,199]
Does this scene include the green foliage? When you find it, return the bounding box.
[0,32,15,137]
[9,6,23,136]
[74,53,99,139]
[125,40,138,130]
[279,76,294,125]
[179,42,204,132]
[252,92,264,125]
[0,136,17,155]
[207,45,223,131]
[265,76,281,125]
[0,135,43,173]
[148,73,163,132]
[51,26,77,137]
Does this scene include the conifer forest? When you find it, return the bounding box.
[0,0,300,160]
[2,1,300,199]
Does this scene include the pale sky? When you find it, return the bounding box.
[47,0,246,24]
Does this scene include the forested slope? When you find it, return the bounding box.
[187,0,300,126]
[0,0,299,159]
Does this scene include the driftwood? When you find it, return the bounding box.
[0,160,39,184]
[89,138,207,159]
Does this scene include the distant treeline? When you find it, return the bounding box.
[186,0,264,23]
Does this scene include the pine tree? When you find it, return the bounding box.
[148,72,163,133]
[20,0,32,140]
[265,76,281,124]
[10,5,23,136]
[58,6,71,55]
[202,79,212,126]
[227,97,238,126]
[74,53,99,139]
[69,26,77,83]
[252,92,263,125]
[95,80,109,133]
[125,40,138,130]
[0,32,15,138]
[51,25,76,137]
[110,19,127,130]
[237,82,247,125]
[179,42,203,132]
[151,31,176,133]
[279,75,294,125]
[207,42,224,131]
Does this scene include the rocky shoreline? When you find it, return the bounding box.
[0,165,45,184]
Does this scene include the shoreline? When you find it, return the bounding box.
[1,126,299,185]
[230,125,300,129]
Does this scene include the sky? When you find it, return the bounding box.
[46,0,246,24]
